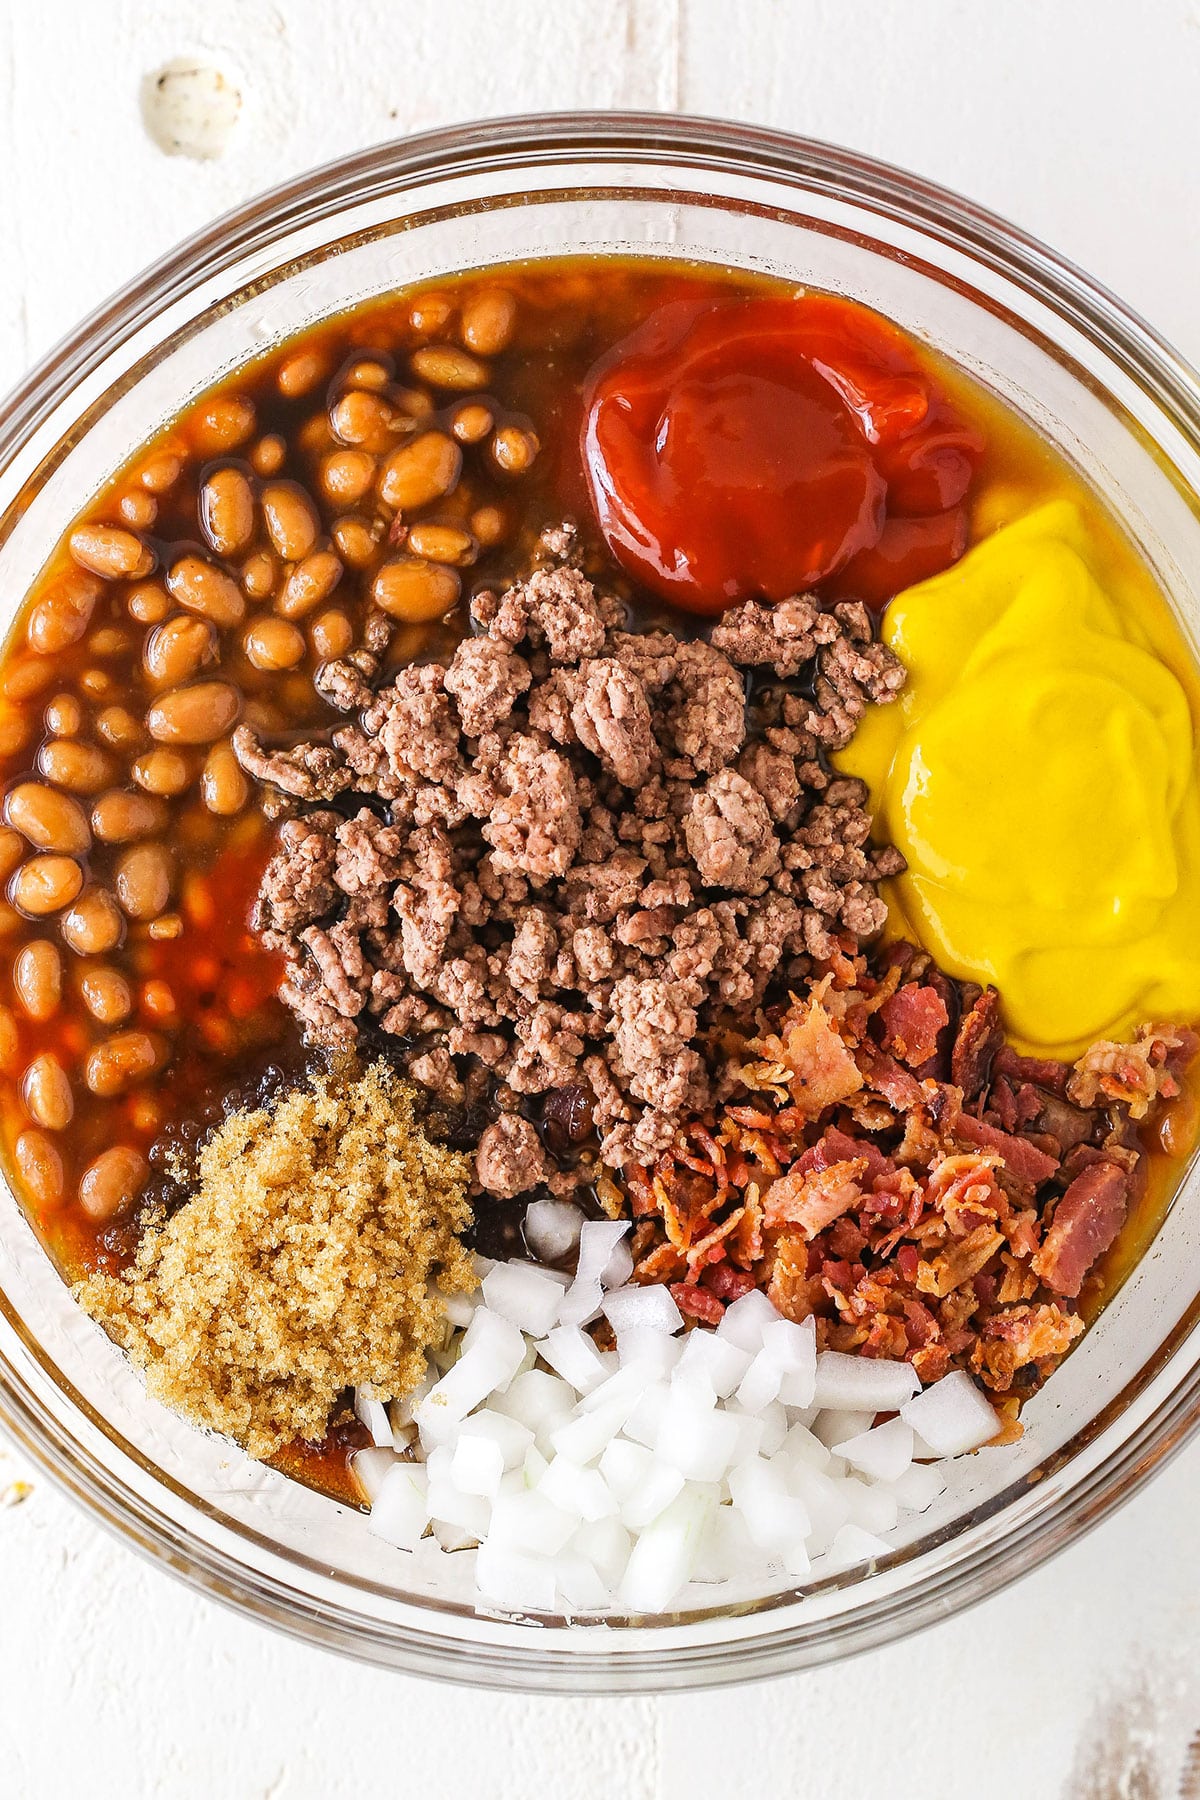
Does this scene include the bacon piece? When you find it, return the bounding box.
[992,1045,1071,1097]
[862,1049,926,1112]
[670,1281,724,1325]
[925,1152,1003,1233]
[1068,1024,1191,1120]
[777,999,864,1115]
[951,987,1003,1100]
[879,983,950,1067]
[956,1113,1059,1188]
[767,1232,824,1322]
[1033,1160,1129,1298]
[973,1302,1084,1390]
[916,1223,1005,1298]
[795,1125,892,1186]
[703,1263,755,1302]
[633,1240,687,1285]
[762,1157,867,1237]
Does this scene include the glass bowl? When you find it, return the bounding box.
[0,113,1198,1693]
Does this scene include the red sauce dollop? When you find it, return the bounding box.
[582,293,984,615]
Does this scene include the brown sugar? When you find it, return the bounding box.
[76,1060,475,1458]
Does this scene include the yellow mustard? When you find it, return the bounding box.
[839,501,1200,1055]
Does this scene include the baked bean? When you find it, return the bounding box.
[277,347,329,398]
[147,681,240,745]
[22,1053,73,1131]
[193,393,256,453]
[277,549,343,620]
[132,748,192,797]
[15,1129,63,1206]
[79,669,113,700]
[27,568,100,654]
[250,435,287,477]
[320,449,376,508]
[345,358,391,392]
[114,842,173,918]
[95,706,146,752]
[405,522,476,566]
[309,608,354,660]
[44,694,83,737]
[39,739,114,793]
[3,661,54,704]
[410,291,455,337]
[166,555,246,628]
[84,1029,167,1098]
[461,287,517,357]
[0,1003,18,1072]
[11,856,84,916]
[88,627,132,659]
[0,828,23,882]
[451,401,494,444]
[5,783,91,855]
[138,451,183,493]
[200,467,256,556]
[147,913,182,941]
[13,941,62,1021]
[69,523,155,581]
[241,551,279,600]
[144,614,218,686]
[201,741,249,815]
[372,557,461,622]
[297,412,334,457]
[91,789,169,843]
[127,581,171,625]
[80,966,132,1025]
[410,345,491,391]
[61,886,124,956]
[470,504,507,547]
[118,488,158,530]
[331,516,383,568]
[244,615,306,670]
[0,715,29,760]
[141,979,176,1019]
[330,390,400,453]
[261,482,319,561]
[491,425,540,474]
[79,1146,148,1222]
[378,431,462,511]
[395,384,435,426]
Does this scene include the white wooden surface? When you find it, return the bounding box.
[1,3,1199,1795]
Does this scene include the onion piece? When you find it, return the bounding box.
[524,1197,586,1264]
[900,1370,999,1457]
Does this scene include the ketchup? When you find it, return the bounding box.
[581,293,984,615]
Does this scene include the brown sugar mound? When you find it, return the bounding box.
[76,1061,476,1458]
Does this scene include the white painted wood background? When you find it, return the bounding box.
[1,2,1199,1794]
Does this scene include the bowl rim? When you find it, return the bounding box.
[3,108,1200,1691]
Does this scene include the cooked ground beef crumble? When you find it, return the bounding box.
[239,534,907,1195]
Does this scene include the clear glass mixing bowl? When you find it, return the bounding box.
[0,113,1198,1693]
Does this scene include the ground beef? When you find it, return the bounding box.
[444,636,532,737]
[474,1113,551,1199]
[250,550,907,1196]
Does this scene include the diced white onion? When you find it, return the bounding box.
[601,1282,683,1337]
[900,1371,999,1457]
[812,1350,921,1414]
[367,1462,431,1550]
[353,1392,394,1449]
[481,1260,566,1338]
[832,1417,914,1485]
[524,1198,586,1265]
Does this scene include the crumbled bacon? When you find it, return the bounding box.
[1033,1159,1129,1298]
[617,951,1194,1409]
[880,983,949,1067]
